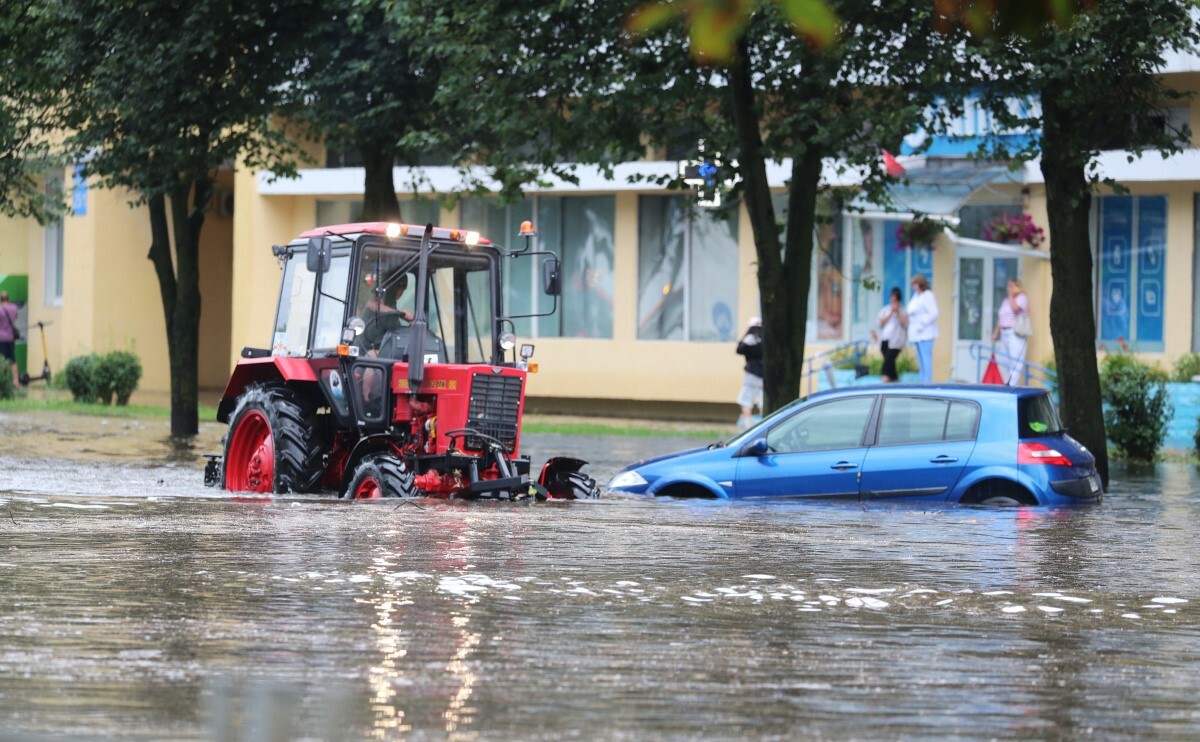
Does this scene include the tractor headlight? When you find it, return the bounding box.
[520,343,535,359]
[499,331,517,350]
[348,316,366,337]
[608,470,648,490]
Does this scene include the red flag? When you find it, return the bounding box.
[982,354,1005,385]
[882,150,905,177]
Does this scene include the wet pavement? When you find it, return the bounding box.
[1,411,1200,739]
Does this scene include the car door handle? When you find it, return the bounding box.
[929,455,959,464]
[831,461,858,471]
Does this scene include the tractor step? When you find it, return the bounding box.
[203,455,222,488]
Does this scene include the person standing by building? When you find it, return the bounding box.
[0,291,19,388]
[991,278,1030,385]
[875,287,907,382]
[906,275,938,383]
[736,317,763,428]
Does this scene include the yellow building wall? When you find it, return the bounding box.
[16,169,236,398]
[1018,180,1195,373]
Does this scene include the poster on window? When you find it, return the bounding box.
[816,218,843,340]
[1098,195,1165,350]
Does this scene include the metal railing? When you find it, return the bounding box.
[802,340,870,396]
[967,342,1058,388]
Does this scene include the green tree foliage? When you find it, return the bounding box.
[408,0,961,412]
[38,0,321,435]
[964,1,1198,484]
[295,0,446,221]
[626,0,1092,63]
[0,4,65,223]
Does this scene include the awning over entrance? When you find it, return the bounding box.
[850,161,1025,222]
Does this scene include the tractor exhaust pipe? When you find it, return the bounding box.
[406,223,433,390]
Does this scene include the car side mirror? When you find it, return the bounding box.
[306,236,332,274]
[743,438,770,457]
[542,258,561,296]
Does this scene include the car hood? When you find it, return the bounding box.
[615,445,722,475]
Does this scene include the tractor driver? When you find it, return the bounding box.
[359,270,414,356]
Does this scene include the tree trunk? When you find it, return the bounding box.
[360,140,400,221]
[147,176,208,438]
[1040,84,1109,485]
[729,39,820,413]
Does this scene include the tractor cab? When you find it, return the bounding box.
[209,221,595,502]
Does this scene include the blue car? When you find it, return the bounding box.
[608,385,1102,506]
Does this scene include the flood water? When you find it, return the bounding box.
[1,411,1199,739]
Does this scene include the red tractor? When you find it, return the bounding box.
[205,221,598,501]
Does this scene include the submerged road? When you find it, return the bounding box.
[1,411,1199,739]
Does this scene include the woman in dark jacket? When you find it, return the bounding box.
[736,317,763,427]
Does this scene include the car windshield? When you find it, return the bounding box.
[1018,393,1063,438]
[724,397,808,447]
[356,244,495,364]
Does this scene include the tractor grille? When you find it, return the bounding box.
[466,373,523,452]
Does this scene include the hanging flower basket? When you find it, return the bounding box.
[895,217,945,250]
[984,212,1045,248]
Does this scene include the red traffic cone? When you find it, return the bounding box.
[981,354,1005,385]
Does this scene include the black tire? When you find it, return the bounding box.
[544,470,599,500]
[960,478,1037,507]
[980,496,1023,507]
[343,454,415,500]
[223,384,324,494]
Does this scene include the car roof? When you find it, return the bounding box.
[805,383,1047,403]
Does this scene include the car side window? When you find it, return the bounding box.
[766,396,875,454]
[944,401,981,441]
[876,397,980,446]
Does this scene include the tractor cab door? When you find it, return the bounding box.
[344,358,394,433]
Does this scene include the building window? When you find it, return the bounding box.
[43,173,64,307]
[1096,195,1165,351]
[848,217,932,345]
[461,195,615,339]
[637,196,738,342]
[537,196,615,338]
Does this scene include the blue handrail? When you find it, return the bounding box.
[802,340,871,396]
[967,342,1058,388]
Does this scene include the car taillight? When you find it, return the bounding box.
[1018,441,1073,467]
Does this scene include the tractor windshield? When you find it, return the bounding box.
[354,244,496,364]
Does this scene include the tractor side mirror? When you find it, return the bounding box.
[542,258,561,296]
[306,236,332,274]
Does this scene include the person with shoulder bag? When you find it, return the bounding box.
[991,278,1031,385]
[875,287,907,382]
[0,291,19,387]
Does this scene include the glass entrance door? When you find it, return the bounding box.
[953,251,1018,381]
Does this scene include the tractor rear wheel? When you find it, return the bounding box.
[343,455,415,499]
[223,384,324,494]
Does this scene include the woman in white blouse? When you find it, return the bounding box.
[905,274,938,383]
[991,278,1030,385]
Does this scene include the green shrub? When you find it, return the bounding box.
[1173,352,1200,383]
[862,349,918,377]
[0,359,13,400]
[1100,351,1173,462]
[1194,413,1200,459]
[64,354,102,403]
[63,351,143,405]
[99,350,142,405]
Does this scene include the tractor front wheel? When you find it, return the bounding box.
[224,385,324,494]
[343,455,416,500]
